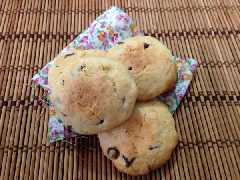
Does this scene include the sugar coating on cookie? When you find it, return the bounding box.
[48,53,138,134]
[107,36,177,101]
[98,100,178,176]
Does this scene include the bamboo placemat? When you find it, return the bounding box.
[0,0,240,179]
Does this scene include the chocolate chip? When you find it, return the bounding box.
[67,125,72,130]
[107,147,120,159]
[78,64,86,71]
[61,80,64,85]
[128,66,132,70]
[81,65,86,70]
[64,52,74,58]
[122,97,126,104]
[147,165,152,172]
[117,41,124,45]
[96,119,104,125]
[144,43,150,49]
[122,155,136,168]
[149,145,160,150]
[61,112,67,117]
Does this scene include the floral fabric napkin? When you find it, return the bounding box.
[32,7,198,143]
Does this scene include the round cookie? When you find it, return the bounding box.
[48,53,138,134]
[98,100,178,176]
[107,36,177,101]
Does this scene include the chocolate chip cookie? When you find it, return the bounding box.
[98,100,178,175]
[48,52,138,134]
[107,36,177,101]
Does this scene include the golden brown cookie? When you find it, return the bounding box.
[98,100,178,176]
[48,52,138,134]
[107,36,177,101]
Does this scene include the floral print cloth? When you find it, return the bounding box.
[32,6,140,89]
[32,7,198,143]
[159,57,198,113]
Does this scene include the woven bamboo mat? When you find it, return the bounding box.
[0,0,240,179]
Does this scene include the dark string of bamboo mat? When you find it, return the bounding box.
[0,3,240,12]
[0,0,240,36]
[0,60,240,73]
[0,0,240,179]
[0,100,238,179]
[0,137,240,152]
[0,36,239,92]
[0,94,240,110]
[1,29,240,41]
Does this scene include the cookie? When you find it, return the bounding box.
[98,100,178,176]
[107,36,177,101]
[48,53,138,134]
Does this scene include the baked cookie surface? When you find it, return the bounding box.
[48,53,138,134]
[107,36,177,101]
[98,100,178,176]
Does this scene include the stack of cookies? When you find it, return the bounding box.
[48,36,178,176]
